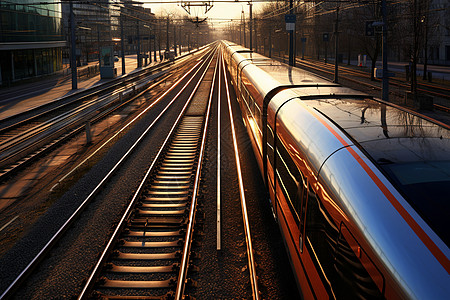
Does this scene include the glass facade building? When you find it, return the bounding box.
[0,0,65,85]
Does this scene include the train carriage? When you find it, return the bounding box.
[222,41,450,300]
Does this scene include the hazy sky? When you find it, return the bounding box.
[145,1,265,26]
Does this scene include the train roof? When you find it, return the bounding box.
[228,46,332,85]
[258,64,331,86]
[298,96,450,246]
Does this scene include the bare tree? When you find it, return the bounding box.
[346,1,382,81]
[401,0,432,100]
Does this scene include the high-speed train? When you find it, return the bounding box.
[222,41,450,299]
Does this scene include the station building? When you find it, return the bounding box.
[0,0,66,86]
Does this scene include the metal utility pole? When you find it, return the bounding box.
[97,25,101,64]
[249,2,253,51]
[158,20,162,60]
[166,17,170,52]
[120,13,125,75]
[381,0,389,101]
[153,27,157,62]
[242,8,246,47]
[288,0,294,66]
[333,5,339,83]
[240,11,242,45]
[173,23,177,56]
[269,28,272,58]
[301,37,305,60]
[137,20,141,68]
[148,26,152,63]
[179,25,182,55]
[69,0,77,89]
[254,18,257,52]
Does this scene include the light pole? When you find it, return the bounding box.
[97,24,101,65]
[333,5,339,83]
[144,24,152,64]
[166,16,170,52]
[269,27,272,58]
[381,0,389,102]
[153,23,157,62]
[173,23,177,56]
[249,1,253,51]
[288,0,294,66]
[69,0,77,89]
[242,8,246,47]
[240,10,242,45]
[136,20,141,68]
[120,12,125,75]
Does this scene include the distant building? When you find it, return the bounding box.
[429,0,450,65]
[120,1,155,57]
[61,0,114,66]
[59,0,155,66]
[301,0,450,66]
[0,0,66,85]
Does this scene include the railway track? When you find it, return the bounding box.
[1,45,264,299]
[0,45,218,299]
[78,51,218,297]
[0,51,199,128]
[0,50,205,182]
[220,53,260,300]
[294,58,450,109]
[83,115,205,299]
[78,47,260,300]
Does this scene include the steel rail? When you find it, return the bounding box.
[0,70,174,176]
[175,48,220,300]
[78,45,219,299]
[0,47,217,300]
[0,47,202,128]
[0,48,202,149]
[295,58,450,105]
[221,51,260,300]
[0,69,164,144]
[0,47,212,179]
[47,73,176,192]
[0,91,120,152]
[216,47,222,251]
[0,65,176,161]
[303,58,450,97]
[0,71,176,182]
[0,64,166,130]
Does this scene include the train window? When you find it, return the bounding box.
[306,187,384,299]
[381,161,450,247]
[275,136,308,225]
[267,125,274,163]
[254,105,261,128]
[299,176,308,252]
[248,90,255,115]
[240,83,249,105]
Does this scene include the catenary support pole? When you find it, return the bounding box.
[249,2,253,51]
[120,13,126,75]
[70,1,77,89]
[288,0,294,66]
[137,20,141,68]
[382,0,389,101]
[333,5,339,83]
